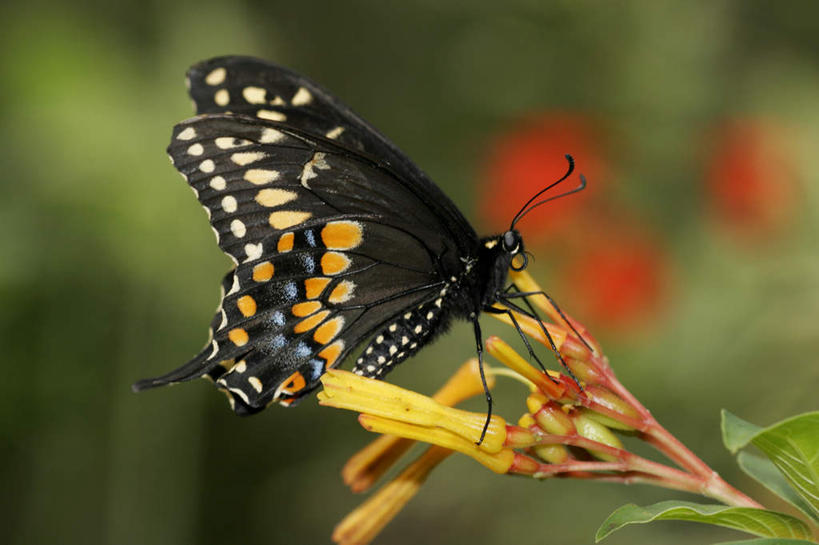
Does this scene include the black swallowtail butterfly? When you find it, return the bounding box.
[133,56,585,439]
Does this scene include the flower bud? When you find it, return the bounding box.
[572,412,622,462]
[584,385,640,430]
[533,444,570,464]
[534,401,576,436]
[565,357,605,385]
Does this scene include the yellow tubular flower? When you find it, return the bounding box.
[333,446,452,545]
[358,414,515,474]
[341,359,494,492]
[319,369,507,452]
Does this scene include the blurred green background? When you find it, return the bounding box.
[2,1,818,544]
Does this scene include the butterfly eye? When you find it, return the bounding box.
[502,230,520,253]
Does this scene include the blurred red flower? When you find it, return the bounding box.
[705,120,796,240]
[558,219,671,332]
[480,113,607,245]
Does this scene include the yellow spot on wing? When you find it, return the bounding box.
[328,280,355,304]
[314,316,344,345]
[321,221,363,249]
[237,295,257,317]
[292,301,321,317]
[277,232,294,252]
[252,261,274,282]
[244,169,280,185]
[304,277,330,299]
[255,188,296,207]
[228,328,249,346]
[321,252,351,275]
[294,310,330,333]
[232,152,267,166]
[269,211,312,229]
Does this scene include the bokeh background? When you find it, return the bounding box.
[2,1,818,544]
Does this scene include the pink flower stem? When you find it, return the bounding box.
[584,356,763,508]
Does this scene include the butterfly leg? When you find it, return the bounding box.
[483,305,551,377]
[503,285,593,352]
[471,317,493,446]
[497,296,583,390]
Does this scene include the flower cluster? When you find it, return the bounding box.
[319,270,760,545]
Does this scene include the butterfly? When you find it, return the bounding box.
[133,56,586,439]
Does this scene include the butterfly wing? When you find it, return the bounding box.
[185,55,476,256]
[134,58,478,412]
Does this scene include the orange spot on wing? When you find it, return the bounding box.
[252,261,274,282]
[314,316,344,345]
[278,232,294,252]
[321,252,351,275]
[292,301,321,317]
[228,328,249,346]
[237,295,257,317]
[318,340,345,368]
[294,310,330,333]
[305,277,331,299]
[279,371,307,395]
[328,280,355,304]
[321,221,363,250]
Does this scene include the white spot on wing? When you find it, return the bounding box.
[187,143,204,156]
[231,151,267,166]
[257,110,286,122]
[244,243,263,262]
[214,89,230,106]
[248,376,263,393]
[215,137,251,149]
[209,176,226,190]
[177,127,197,140]
[325,126,345,139]
[221,195,237,213]
[230,219,246,238]
[205,67,226,86]
[300,152,330,188]
[199,159,215,173]
[227,274,240,295]
[243,86,267,104]
[260,128,285,143]
[291,87,313,106]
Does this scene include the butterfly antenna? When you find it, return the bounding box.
[512,175,587,228]
[510,154,576,229]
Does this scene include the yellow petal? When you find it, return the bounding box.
[319,369,507,452]
[358,414,515,474]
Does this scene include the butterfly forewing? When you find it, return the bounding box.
[135,56,481,414]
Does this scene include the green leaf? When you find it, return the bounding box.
[714,537,816,545]
[738,451,819,524]
[595,501,812,542]
[722,411,819,521]
[722,410,763,453]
